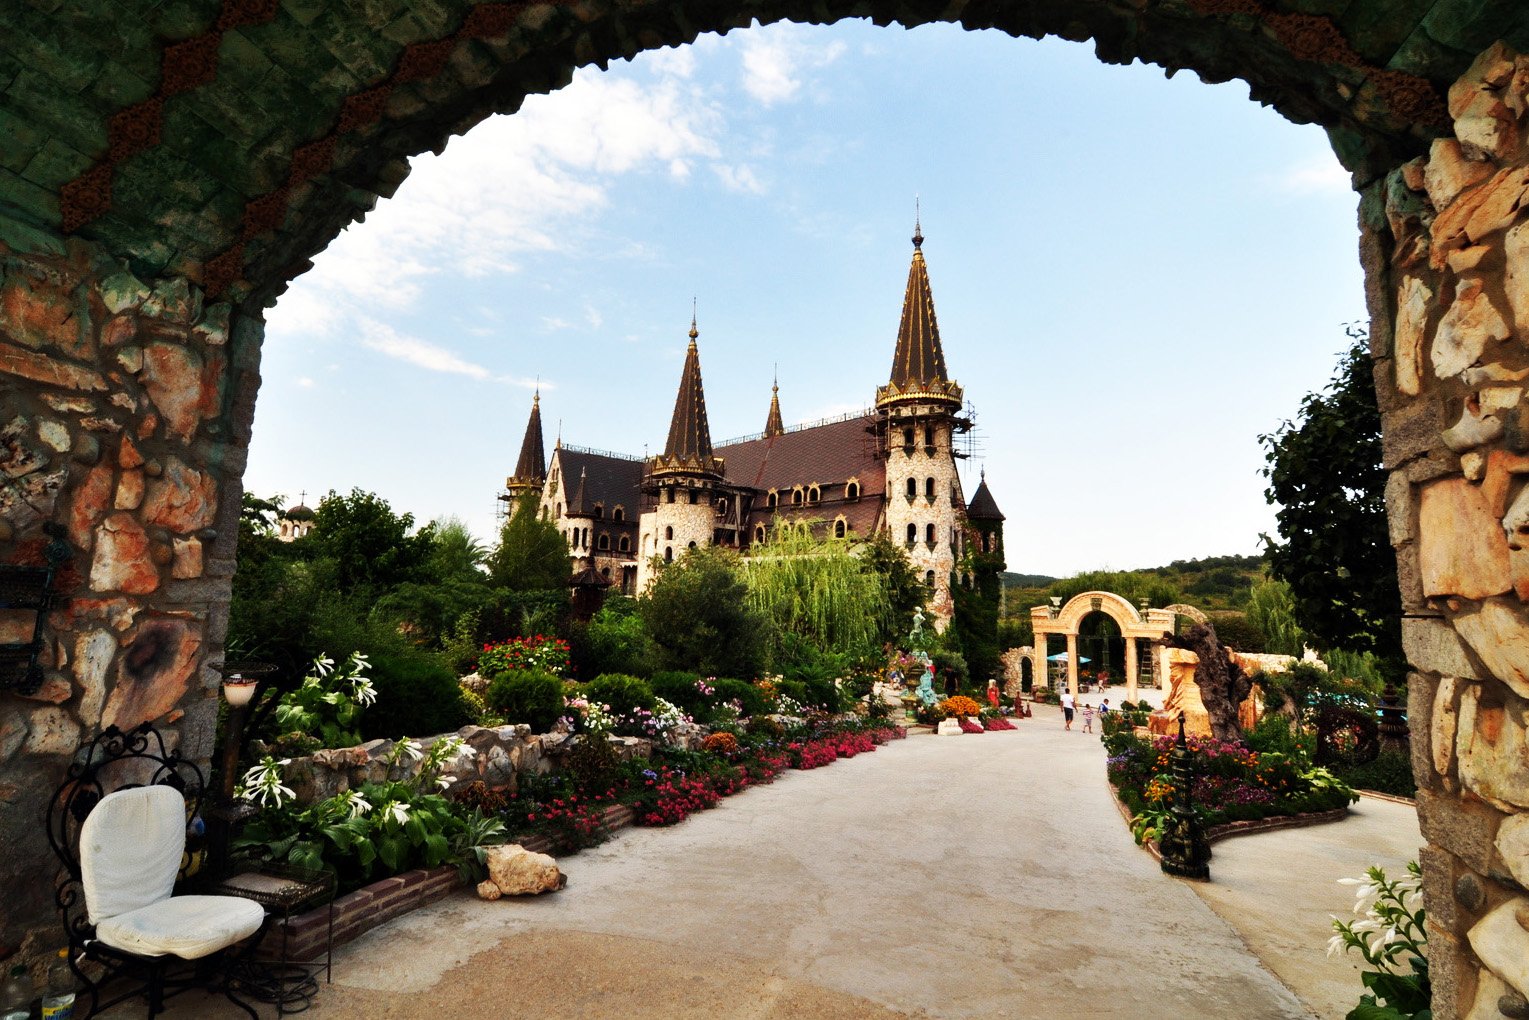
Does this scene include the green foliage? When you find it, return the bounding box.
[1246,578,1307,657]
[1328,862,1429,1019]
[485,669,566,733]
[931,648,968,691]
[272,653,375,750]
[858,532,929,641]
[312,488,432,594]
[744,523,896,667]
[648,671,708,716]
[1331,749,1417,799]
[639,547,766,677]
[573,597,658,678]
[1046,570,1183,613]
[487,494,569,592]
[1260,329,1402,662]
[583,673,657,716]
[1245,713,1316,759]
[359,646,472,741]
[711,678,771,718]
[1207,611,1264,653]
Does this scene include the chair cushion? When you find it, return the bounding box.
[94,895,266,960]
[80,786,186,924]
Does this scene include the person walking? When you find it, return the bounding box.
[1060,689,1076,731]
[1081,702,1096,734]
[1100,699,1112,719]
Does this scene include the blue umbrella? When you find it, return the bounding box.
[1046,653,1091,663]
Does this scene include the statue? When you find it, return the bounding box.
[1156,623,1252,743]
[915,653,937,707]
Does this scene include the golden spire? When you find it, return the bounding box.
[764,366,785,438]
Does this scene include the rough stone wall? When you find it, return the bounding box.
[0,226,259,956]
[636,486,714,591]
[881,407,960,625]
[1378,42,1529,1020]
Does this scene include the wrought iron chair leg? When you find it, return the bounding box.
[147,959,165,1016]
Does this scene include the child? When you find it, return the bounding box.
[1081,702,1096,734]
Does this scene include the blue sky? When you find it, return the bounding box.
[250,20,1364,578]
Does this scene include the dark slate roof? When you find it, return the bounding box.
[655,331,719,474]
[511,392,545,483]
[717,415,884,497]
[284,503,314,521]
[966,474,1005,521]
[556,448,644,528]
[888,229,948,388]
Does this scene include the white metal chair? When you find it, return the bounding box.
[47,724,268,1018]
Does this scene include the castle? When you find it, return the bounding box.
[502,222,1005,627]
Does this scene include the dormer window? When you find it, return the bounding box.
[833,517,847,539]
[754,525,766,543]
[791,487,804,505]
[593,504,604,519]
[845,479,860,501]
[807,485,820,504]
[767,490,779,509]
[613,506,625,522]
[598,533,610,550]
[619,535,631,552]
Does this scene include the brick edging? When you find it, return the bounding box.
[1356,789,1417,806]
[263,802,637,962]
[1106,781,1350,863]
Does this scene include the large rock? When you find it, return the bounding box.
[1419,479,1513,599]
[1467,899,1529,998]
[1456,682,1529,812]
[1453,597,1529,701]
[484,844,565,896]
[1147,649,1271,738]
[1496,813,1529,889]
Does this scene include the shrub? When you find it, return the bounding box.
[1331,748,1417,798]
[479,634,571,680]
[584,673,657,716]
[573,598,659,678]
[485,669,566,732]
[932,649,968,690]
[799,676,842,712]
[360,647,473,740]
[561,734,625,799]
[649,671,709,716]
[711,678,771,718]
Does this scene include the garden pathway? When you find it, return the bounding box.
[128,705,1421,1019]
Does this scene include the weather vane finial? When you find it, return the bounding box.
[689,297,698,342]
[913,196,923,250]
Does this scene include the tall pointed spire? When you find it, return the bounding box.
[652,314,723,477]
[568,466,590,516]
[764,367,785,438]
[877,213,962,409]
[505,389,547,499]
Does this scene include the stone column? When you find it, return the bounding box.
[1032,639,1048,692]
[1125,638,1139,704]
[1374,42,1529,1019]
[1066,632,1079,696]
[0,228,258,958]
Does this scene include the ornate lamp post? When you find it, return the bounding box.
[1159,711,1211,881]
[205,660,276,881]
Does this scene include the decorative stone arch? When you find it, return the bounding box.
[1030,591,1172,702]
[1162,603,1209,626]
[2,2,1528,1007]
[845,476,861,501]
[832,514,848,539]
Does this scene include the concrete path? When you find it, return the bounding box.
[129,705,1421,1019]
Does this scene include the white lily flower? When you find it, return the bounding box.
[395,737,423,762]
[1325,933,1346,958]
[385,802,411,825]
[344,790,372,819]
[352,676,377,707]
[312,654,335,677]
[437,775,459,791]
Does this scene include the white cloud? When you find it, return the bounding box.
[585,306,604,330]
[541,317,574,331]
[359,322,491,380]
[1270,156,1351,196]
[714,163,765,194]
[740,25,846,106]
[296,376,315,388]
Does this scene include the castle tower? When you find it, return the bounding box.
[764,372,785,438]
[874,216,968,626]
[504,390,546,505]
[637,316,725,591]
[953,469,1007,681]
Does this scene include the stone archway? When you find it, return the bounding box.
[1029,591,1171,701]
[2,5,1529,1013]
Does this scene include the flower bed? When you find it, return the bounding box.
[1102,717,1357,845]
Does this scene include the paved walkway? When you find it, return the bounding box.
[133,704,1421,1019]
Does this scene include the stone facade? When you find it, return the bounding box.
[879,403,964,620]
[1377,43,1529,1019]
[0,231,257,958]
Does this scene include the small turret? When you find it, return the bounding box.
[505,390,547,501]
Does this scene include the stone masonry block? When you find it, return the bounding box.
[1383,399,1446,469]
[1420,844,1462,936]
[1404,617,1482,679]
[1410,672,1442,789]
[1418,786,1505,876]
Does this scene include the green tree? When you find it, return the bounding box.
[311,488,431,594]
[1047,569,1180,611]
[858,532,928,644]
[1245,578,1307,657]
[638,547,766,677]
[1259,329,1402,662]
[487,495,569,591]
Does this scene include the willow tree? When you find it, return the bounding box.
[743,523,897,670]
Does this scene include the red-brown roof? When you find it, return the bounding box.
[717,415,884,496]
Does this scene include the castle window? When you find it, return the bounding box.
[619,535,631,553]
[981,532,991,553]
[925,477,935,500]
[665,546,673,562]
[834,519,846,539]
[688,489,698,505]
[807,486,820,504]
[792,487,803,505]
[924,570,935,586]
[593,504,604,519]
[717,497,729,515]
[906,523,917,545]
[688,541,697,549]
[613,506,625,522]
[846,481,859,501]
[926,523,936,546]
[665,525,674,540]
[905,478,917,499]
[963,573,972,589]
[902,427,915,453]
[767,490,778,509]
[666,488,675,504]
[924,426,935,451]
[598,533,610,551]
[555,503,561,517]
[755,525,766,543]
[601,567,610,578]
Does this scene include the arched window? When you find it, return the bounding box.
[664,546,673,562]
[981,532,990,553]
[926,523,936,545]
[665,525,674,540]
[767,490,778,508]
[788,487,801,505]
[688,541,698,549]
[597,533,610,551]
[807,486,820,504]
[845,481,859,501]
[905,478,917,498]
[755,525,766,543]
[717,497,729,515]
[593,504,604,519]
[619,535,631,553]
[601,567,610,578]
[613,506,624,522]
[924,569,935,586]
[834,519,846,539]
[555,502,561,517]
[906,523,917,544]
[925,477,935,499]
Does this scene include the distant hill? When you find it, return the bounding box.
[1002,553,1267,613]
[1002,572,1057,587]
